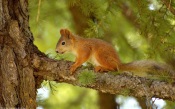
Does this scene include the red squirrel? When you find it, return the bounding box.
[56,29,174,76]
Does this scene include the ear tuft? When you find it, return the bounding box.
[65,29,71,37]
[60,28,74,39]
[60,29,71,36]
[60,29,65,35]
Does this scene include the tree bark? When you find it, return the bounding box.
[0,0,175,108]
[32,55,175,101]
[0,0,40,108]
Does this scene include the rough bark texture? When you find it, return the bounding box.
[0,0,41,108]
[0,0,175,108]
[32,55,175,101]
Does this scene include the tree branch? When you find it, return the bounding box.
[162,0,175,15]
[118,3,140,29]
[32,53,175,101]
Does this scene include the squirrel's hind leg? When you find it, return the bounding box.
[94,66,115,72]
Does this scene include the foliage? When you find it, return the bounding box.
[29,0,175,108]
[78,70,96,86]
[37,83,99,109]
[164,100,175,109]
[29,0,74,52]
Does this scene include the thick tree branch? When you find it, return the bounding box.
[32,53,175,101]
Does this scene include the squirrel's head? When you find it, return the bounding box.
[55,29,75,54]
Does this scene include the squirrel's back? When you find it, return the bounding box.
[56,29,122,72]
[74,37,122,70]
[56,29,175,77]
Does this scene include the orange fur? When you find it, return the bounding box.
[56,29,121,74]
[56,29,174,76]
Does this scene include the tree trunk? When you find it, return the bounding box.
[99,92,119,109]
[0,0,38,108]
[0,0,175,108]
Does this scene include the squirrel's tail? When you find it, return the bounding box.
[119,60,175,77]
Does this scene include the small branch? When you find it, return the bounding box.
[32,53,175,101]
[162,0,175,15]
[36,0,42,22]
[118,3,140,29]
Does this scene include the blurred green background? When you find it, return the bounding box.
[29,0,175,108]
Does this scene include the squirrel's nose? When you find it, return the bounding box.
[55,50,59,53]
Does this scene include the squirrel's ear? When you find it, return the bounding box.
[60,29,65,36]
[64,29,71,38]
[60,29,74,40]
[65,29,74,40]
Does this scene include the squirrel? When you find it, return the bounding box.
[55,28,174,77]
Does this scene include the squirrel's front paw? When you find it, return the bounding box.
[70,65,77,74]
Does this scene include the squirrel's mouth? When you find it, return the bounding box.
[56,50,65,54]
[59,51,65,54]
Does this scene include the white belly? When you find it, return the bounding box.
[88,55,101,66]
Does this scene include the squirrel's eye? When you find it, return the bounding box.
[62,42,65,45]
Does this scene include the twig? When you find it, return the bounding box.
[36,0,42,22]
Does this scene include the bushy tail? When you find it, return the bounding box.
[119,60,175,78]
